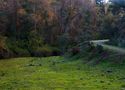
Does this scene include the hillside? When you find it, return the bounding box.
[0,56,125,90]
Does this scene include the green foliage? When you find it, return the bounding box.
[28,30,44,51]
[32,45,52,57]
[7,39,30,57]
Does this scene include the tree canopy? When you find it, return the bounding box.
[0,0,125,58]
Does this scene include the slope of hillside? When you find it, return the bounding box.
[0,56,125,90]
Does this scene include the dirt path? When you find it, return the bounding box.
[90,40,125,54]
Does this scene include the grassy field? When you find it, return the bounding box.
[0,56,125,90]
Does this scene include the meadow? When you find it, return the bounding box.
[0,56,125,90]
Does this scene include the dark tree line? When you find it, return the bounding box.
[0,0,125,58]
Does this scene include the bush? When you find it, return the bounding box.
[32,45,61,57]
[58,34,70,54]
[6,39,30,57]
[68,47,80,56]
[0,48,10,59]
[96,45,104,53]
[13,47,30,57]
[9,46,30,57]
[51,47,61,56]
[0,36,11,59]
[33,46,52,57]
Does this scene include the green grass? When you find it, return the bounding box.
[0,56,125,90]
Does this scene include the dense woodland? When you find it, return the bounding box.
[0,0,125,58]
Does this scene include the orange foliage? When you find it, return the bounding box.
[17,8,27,15]
[0,36,6,50]
[32,14,42,23]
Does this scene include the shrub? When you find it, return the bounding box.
[0,36,11,59]
[32,45,61,57]
[49,47,61,56]
[96,45,104,53]
[6,39,30,57]
[32,45,52,57]
[68,47,80,56]
[58,34,70,54]
[13,47,30,57]
[28,31,44,50]
[0,48,10,59]
[8,45,30,57]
